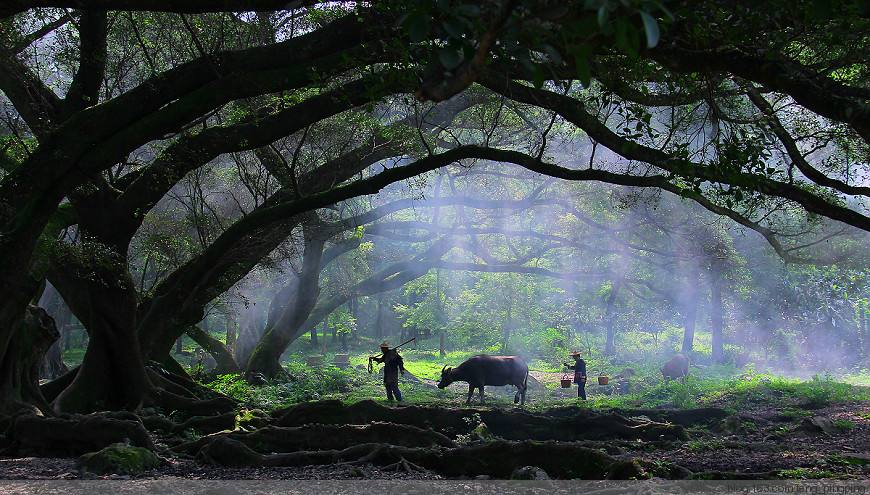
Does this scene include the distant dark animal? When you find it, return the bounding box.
[661,354,690,381]
[437,355,529,405]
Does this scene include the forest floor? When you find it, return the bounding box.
[1,400,868,480]
[3,363,870,480]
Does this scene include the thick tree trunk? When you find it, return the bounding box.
[603,278,623,356]
[225,316,237,353]
[681,272,700,354]
[49,255,147,414]
[186,325,240,374]
[375,295,384,338]
[0,276,40,407]
[246,227,325,378]
[232,312,259,368]
[860,304,867,359]
[710,267,726,364]
[0,305,59,415]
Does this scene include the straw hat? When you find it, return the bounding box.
[380,341,390,349]
[570,350,582,357]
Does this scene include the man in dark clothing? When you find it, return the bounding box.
[564,351,587,400]
[370,341,405,401]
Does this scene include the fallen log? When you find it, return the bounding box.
[196,437,646,479]
[275,400,687,441]
[173,421,454,455]
[9,413,154,456]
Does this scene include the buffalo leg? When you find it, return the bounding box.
[466,384,474,404]
[478,386,485,404]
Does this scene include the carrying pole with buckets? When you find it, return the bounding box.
[368,337,416,374]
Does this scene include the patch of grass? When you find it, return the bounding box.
[697,372,870,410]
[826,453,870,467]
[778,467,837,479]
[840,369,870,387]
[772,424,797,437]
[779,408,812,420]
[833,419,855,431]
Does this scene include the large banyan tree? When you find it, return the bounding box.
[0,0,867,423]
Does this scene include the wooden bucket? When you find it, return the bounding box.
[560,374,572,388]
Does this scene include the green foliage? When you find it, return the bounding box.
[79,443,161,475]
[777,467,837,480]
[833,419,855,431]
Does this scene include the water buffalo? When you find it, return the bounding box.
[437,355,529,405]
[662,354,690,381]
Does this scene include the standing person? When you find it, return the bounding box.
[564,351,587,400]
[370,341,406,401]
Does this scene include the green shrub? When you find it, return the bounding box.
[833,419,855,431]
[778,468,836,479]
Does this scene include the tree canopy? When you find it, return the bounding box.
[0,0,867,417]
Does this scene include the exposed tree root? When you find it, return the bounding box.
[378,456,428,474]
[534,405,728,427]
[173,421,454,455]
[145,368,199,399]
[147,387,236,417]
[142,412,237,435]
[196,437,645,479]
[174,412,237,434]
[40,366,78,403]
[275,399,687,441]
[610,407,729,426]
[139,414,177,433]
[7,413,154,456]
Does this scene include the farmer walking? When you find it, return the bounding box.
[564,351,587,400]
[370,341,406,401]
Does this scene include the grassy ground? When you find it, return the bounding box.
[196,349,870,416]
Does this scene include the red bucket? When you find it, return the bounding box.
[560,374,572,388]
